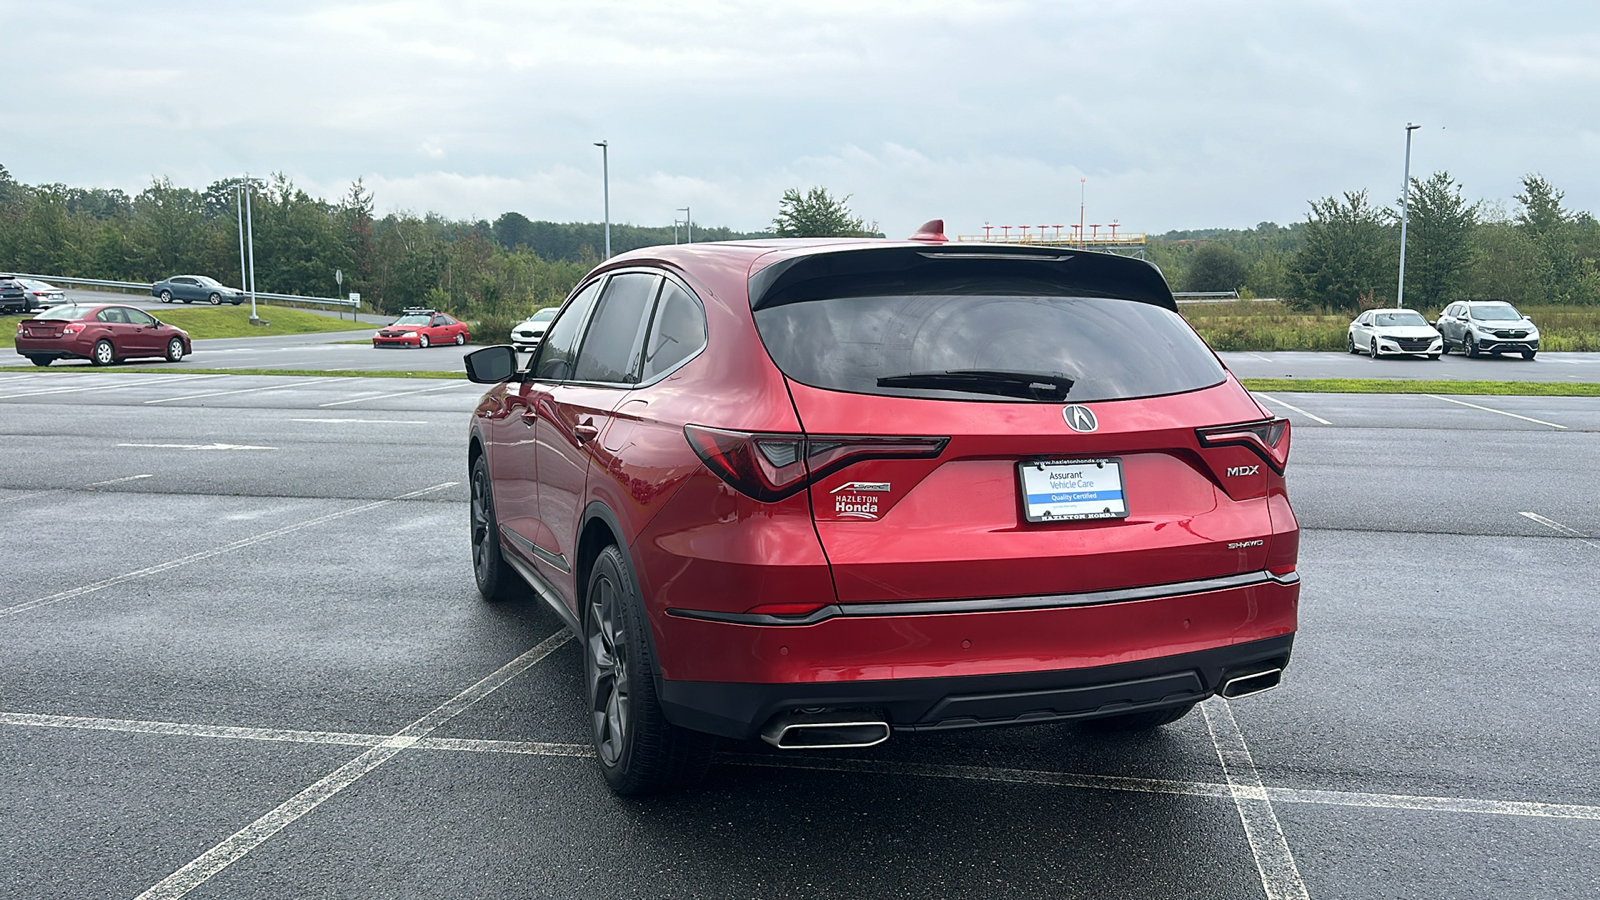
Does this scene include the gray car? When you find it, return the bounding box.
[150,275,246,306]
[1435,301,1540,359]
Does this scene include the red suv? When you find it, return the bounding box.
[465,224,1299,795]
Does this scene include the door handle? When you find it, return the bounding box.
[520,409,537,427]
[574,420,600,443]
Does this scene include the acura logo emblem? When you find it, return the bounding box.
[1063,405,1098,432]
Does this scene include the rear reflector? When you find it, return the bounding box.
[1196,417,1291,474]
[684,425,947,502]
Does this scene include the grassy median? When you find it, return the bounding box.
[1185,301,1600,352]
[0,304,372,349]
[1241,378,1600,396]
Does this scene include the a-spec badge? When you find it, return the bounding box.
[1063,405,1098,433]
[830,482,891,520]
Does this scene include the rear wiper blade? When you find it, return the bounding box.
[875,369,1075,400]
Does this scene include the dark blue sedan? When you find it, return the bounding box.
[150,275,246,305]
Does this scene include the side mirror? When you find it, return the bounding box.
[465,345,519,384]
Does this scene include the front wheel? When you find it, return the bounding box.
[1370,339,1380,359]
[1466,335,1480,358]
[1428,352,1441,360]
[419,334,430,349]
[469,455,521,603]
[1082,702,1197,732]
[159,290,173,303]
[585,545,715,795]
[165,337,185,362]
[208,293,222,306]
[91,339,115,366]
[1522,348,1537,360]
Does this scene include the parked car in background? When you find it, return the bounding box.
[0,276,26,315]
[151,275,246,305]
[372,308,470,348]
[510,307,557,350]
[16,279,68,309]
[464,227,1299,795]
[14,304,191,366]
[1435,301,1540,358]
[1346,308,1442,359]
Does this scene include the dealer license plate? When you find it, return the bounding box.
[1019,458,1128,522]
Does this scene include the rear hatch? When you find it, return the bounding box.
[749,246,1281,604]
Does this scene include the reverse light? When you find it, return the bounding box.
[1197,418,1291,474]
[684,425,947,502]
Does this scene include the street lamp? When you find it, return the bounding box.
[678,206,691,244]
[241,174,259,321]
[1396,123,1421,309]
[594,141,611,259]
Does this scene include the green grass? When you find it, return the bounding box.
[1,303,372,349]
[1241,378,1600,396]
[1183,301,1600,352]
[0,366,464,380]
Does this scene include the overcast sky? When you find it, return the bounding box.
[4,1,1597,237]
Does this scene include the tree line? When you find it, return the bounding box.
[1149,172,1600,312]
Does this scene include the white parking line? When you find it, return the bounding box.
[132,629,572,900]
[317,381,468,407]
[291,418,427,425]
[0,482,458,620]
[1252,393,1333,425]
[143,377,347,404]
[9,709,1600,824]
[117,442,278,451]
[0,373,219,400]
[87,473,154,487]
[1426,394,1567,429]
[1203,697,1310,900]
[1519,512,1600,550]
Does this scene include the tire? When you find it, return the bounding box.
[419,334,430,349]
[585,544,716,795]
[1523,348,1537,360]
[91,339,115,367]
[1081,702,1197,733]
[454,333,466,346]
[1466,335,1479,358]
[27,355,51,367]
[1370,339,1380,359]
[183,299,193,304]
[232,300,243,306]
[1347,334,1358,354]
[159,290,173,303]
[208,293,222,306]
[1428,352,1441,360]
[470,455,522,604]
[165,337,184,362]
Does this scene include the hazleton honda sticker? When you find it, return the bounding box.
[830,482,890,519]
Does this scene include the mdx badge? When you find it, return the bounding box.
[1063,405,1098,433]
[830,481,890,519]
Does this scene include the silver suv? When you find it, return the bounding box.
[1435,301,1540,359]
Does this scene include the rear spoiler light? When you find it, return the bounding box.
[684,425,947,502]
[1196,417,1291,474]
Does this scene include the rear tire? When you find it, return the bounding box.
[91,339,115,366]
[469,455,521,604]
[586,544,715,795]
[1346,334,1358,354]
[159,290,173,303]
[1081,702,1196,733]
[454,333,466,346]
[27,355,51,367]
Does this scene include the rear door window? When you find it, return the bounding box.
[754,293,1225,403]
[572,273,660,384]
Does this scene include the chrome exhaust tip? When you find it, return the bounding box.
[760,710,891,750]
[1221,667,1283,699]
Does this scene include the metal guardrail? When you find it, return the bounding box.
[1174,292,1281,305]
[3,272,358,310]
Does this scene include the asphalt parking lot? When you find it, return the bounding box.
[2,372,1597,899]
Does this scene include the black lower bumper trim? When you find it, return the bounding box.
[658,634,1294,740]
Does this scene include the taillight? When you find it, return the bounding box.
[684,425,947,501]
[1196,418,1291,474]
[62,323,85,335]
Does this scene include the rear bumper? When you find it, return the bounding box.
[660,633,1294,740]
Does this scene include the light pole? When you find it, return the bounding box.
[678,206,691,243]
[1078,177,1086,250]
[243,174,258,321]
[1396,123,1421,309]
[234,182,247,294]
[594,141,611,259]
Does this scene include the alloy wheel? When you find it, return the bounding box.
[587,573,630,767]
[209,293,222,305]
[469,466,492,581]
[1370,339,1379,359]
[420,334,430,349]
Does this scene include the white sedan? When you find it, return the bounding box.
[1347,309,1442,359]
[510,307,557,351]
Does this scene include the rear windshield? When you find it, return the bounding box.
[754,293,1225,403]
[35,305,95,320]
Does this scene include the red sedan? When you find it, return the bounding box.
[372,309,470,348]
[14,304,192,367]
